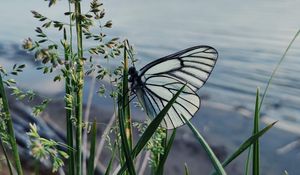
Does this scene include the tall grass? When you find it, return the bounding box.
[63,26,75,175]
[0,1,299,175]
[0,71,23,175]
[74,1,84,174]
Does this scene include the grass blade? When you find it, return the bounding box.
[0,74,23,175]
[259,30,300,110]
[87,120,97,175]
[253,88,260,175]
[211,121,277,175]
[156,129,177,175]
[224,122,275,166]
[123,40,133,149]
[0,138,14,175]
[184,163,190,175]
[117,40,136,175]
[118,96,136,175]
[245,30,299,175]
[74,0,84,174]
[244,146,252,175]
[117,85,186,175]
[63,27,75,175]
[182,115,226,175]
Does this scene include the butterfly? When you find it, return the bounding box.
[128,45,218,129]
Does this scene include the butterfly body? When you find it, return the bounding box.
[128,46,218,129]
[128,67,154,117]
[128,67,142,92]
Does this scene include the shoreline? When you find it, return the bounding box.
[205,100,300,135]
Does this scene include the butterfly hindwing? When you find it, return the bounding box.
[137,77,200,129]
[136,45,218,129]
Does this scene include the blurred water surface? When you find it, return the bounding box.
[1,0,300,125]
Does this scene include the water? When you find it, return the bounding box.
[1,0,300,125]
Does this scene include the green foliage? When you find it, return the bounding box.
[0,105,10,148]
[0,138,14,175]
[11,64,26,76]
[32,99,50,116]
[10,87,36,101]
[134,121,168,169]
[0,72,23,175]
[27,123,69,172]
[23,0,124,174]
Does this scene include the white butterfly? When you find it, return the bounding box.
[128,46,218,129]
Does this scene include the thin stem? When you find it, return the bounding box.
[74,0,84,174]
[68,1,74,62]
[0,74,23,175]
[82,63,97,175]
[123,40,133,149]
[253,88,260,175]
[64,26,75,174]
[0,138,14,175]
[244,146,252,175]
[259,30,300,111]
[94,113,116,168]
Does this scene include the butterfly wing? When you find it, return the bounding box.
[136,78,201,129]
[137,45,218,129]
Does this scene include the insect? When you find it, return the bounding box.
[128,45,218,129]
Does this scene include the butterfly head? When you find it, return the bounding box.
[128,66,138,82]
[128,66,142,92]
[128,66,137,75]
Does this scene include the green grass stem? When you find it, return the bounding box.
[117,94,136,175]
[252,88,260,175]
[184,163,190,175]
[0,138,14,175]
[63,27,75,175]
[0,74,23,175]
[259,30,300,110]
[244,145,252,175]
[117,41,136,175]
[123,41,133,149]
[74,0,84,174]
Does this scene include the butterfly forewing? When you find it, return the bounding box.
[140,46,217,91]
[136,45,218,129]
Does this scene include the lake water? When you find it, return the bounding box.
[1,0,300,127]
